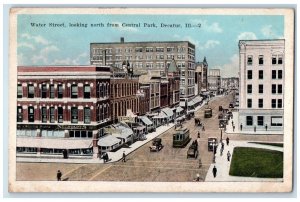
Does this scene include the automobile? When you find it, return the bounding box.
[149,138,163,152]
[219,106,223,111]
[219,120,226,128]
[187,140,199,159]
[208,137,218,152]
[229,102,235,108]
[194,117,202,126]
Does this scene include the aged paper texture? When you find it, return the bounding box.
[9,7,294,192]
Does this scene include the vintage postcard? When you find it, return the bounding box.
[8,8,294,192]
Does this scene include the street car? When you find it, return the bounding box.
[173,127,191,148]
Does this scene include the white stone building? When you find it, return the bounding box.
[238,40,284,132]
[208,69,221,95]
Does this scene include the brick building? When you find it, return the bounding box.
[110,66,140,122]
[16,66,111,158]
[90,37,195,100]
[195,57,208,95]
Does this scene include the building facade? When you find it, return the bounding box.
[90,37,195,100]
[195,57,208,95]
[238,40,284,132]
[16,66,111,158]
[138,85,150,116]
[110,67,140,122]
[208,69,221,95]
[221,77,239,91]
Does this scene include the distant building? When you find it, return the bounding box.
[208,69,221,95]
[195,57,208,95]
[90,37,195,99]
[221,77,239,91]
[16,65,111,159]
[238,39,284,132]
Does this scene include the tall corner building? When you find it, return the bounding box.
[90,37,195,100]
[238,39,284,132]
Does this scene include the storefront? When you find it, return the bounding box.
[162,107,175,123]
[138,116,155,133]
[97,135,122,153]
[153,112,168,127]
[16,137,93,157]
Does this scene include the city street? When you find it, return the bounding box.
[16,92,283,182]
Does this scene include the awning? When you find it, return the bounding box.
[140,116,153,126]
[98,135,122,147]
[17,137,92,149]
[188,100,195,106]
[180,102,185,107]
[162,107,174,118]
[153,112,168,119]
[112,132,132,139]
[134,126,146,131]
[176,106,184,113]
[192,96,202,104]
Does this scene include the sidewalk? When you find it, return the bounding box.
[17,97,210,164]
[17,123,175,164]
[205,140,283,182]
[225,111,283,135]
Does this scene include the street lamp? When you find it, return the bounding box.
[220,128,223,142]
[212,139,216,163]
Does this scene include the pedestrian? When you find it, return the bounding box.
[240,124,243,131]
[212,165,217,178]
[221,142,224,150]
[231,120,234,126]
[197,131,200,138]
[265,124,268,131]
[220,147,223,156]
[202,125,205,131]
[233,125,235,132]
[198,158,202,168]
[226,137,229,146]
[122,151,126,162]
[57,170,62,181]
[227,151,231,161]
[254,125,256,132]
[196,173,200,181]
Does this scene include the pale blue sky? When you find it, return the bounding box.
[17,14,284,77]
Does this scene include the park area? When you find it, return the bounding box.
[229,147,283,178]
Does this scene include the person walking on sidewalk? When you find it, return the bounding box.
[57,170,62,181]
[240,124,243,131]
[231,120,234,126]
[226,137,230,146]
[212,165,217,178]
[198,131,200,138]
[265,124,268,131]
[233,125,235,132]
[122,151,126,162]
[227,151,231,162]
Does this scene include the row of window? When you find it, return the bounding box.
[246,116,283,126]
[17,106,109,123]
[247,84,282,94]
[17,83,109,99]
[247,55,283,66]
[92,47,188,55]
[247,70,283,80]
[246,99,283,108]
[17,147,93,155]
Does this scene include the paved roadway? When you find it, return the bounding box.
[17,92,282,182]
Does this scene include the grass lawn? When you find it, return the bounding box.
[249,142,283,147]
[229,147,283,178]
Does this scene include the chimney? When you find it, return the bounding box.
[120,37,124,43]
